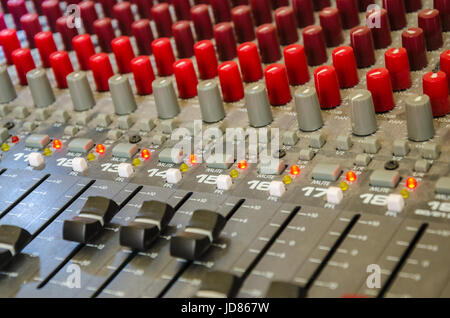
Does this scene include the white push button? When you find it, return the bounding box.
[118,163,134,178]
[326,186,343,204]
[216,175,232,190]
[28,152,44,167]
[166,168,182,184]
[387,194,404,212]
[269,181,286,197]
[72,157,88,172]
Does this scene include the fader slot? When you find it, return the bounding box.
[97,193,241,298]
[36,187,189,298]
[385,222,450,297]
[0,175,88,232]
[90,191,194,298]
[249,213,361,297]
[0,171,49,218]
[355,219,428,297]
[305,214,403,297]
[236,206,343,297]
[163,202,299,297]
[239,206,300,282]
[157,198,246,298]
[10,180,130,297]
[303,214,361,292]
[0,179,96,297]
[34,184,144,297]
[147,195,246,298]
[377,222,428,298]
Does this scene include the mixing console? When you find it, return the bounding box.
[0,0,448,299]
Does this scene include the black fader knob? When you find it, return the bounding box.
[119,200,176,250]
[63,196,119,243]
[170,209,226,261]
[266,281,307,298]
[196,271,240,298]
[0,225,32,269]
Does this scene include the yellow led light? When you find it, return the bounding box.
[132,158,141,166]
[1,143,10,152]
[400,189,410,199]
[43,148,52,156]
[339,182,349,191]
[230,169,239,178]
[87,153,96,161]
[282,175,292,185]
[180,163,189,172]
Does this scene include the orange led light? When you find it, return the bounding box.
[96,144,105,154]
[346,171,357,182]
[190,154,198,164]
[238,160,248,170]
[290,165,300,175]
[141,149,150,160]
[406,177,418,189]
[52,139,62,149]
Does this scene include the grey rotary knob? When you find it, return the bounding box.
[67,71,96,112]
[0,65,17,104]
[27,68,55,108]
[294,87,323,132]
[244,83,273,128]
[350,89,377,136]
[405,95,435,142]
[109,74,137,115]
[198,81,226,123]
[152,78,180,119]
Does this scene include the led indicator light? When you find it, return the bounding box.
[290,165,300,175]
[96,144,105,154]
[190,154,198,164]
[52,139,62,149]
[132,158,141,166]
[238,160,247,169]
[1,143,10,151]
[43,148,52,156]
[406,177,418,189]
[141,148,151,160]
[180,163,189,172]
[283,175,292,184]
[339,182,349,191]
[400,189,410,199]
[346,171,357,182]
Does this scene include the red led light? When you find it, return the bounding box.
[141,149,150,160]
[406,177,418,189]
[52,139,62,149]
[238,160,247,170]
[290,165,300,175]
[190,154,198,164]
[96,144,105,154]
[346,171,357,182]
[11,136,19,143]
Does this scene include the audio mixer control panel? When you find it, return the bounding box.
[0,0,448,298]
